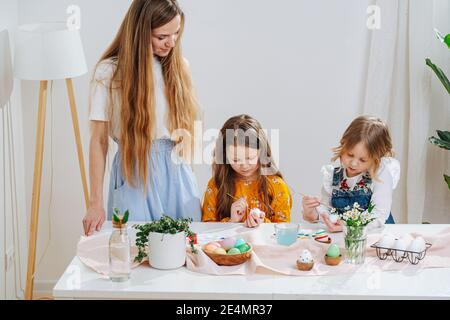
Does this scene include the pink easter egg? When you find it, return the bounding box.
[209,241,222,248]
[220,237,236,250]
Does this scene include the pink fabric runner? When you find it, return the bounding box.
[77,226,450,276]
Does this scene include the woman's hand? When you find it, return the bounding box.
[83,121,108,236]
[244,209,265,228]
[302,195,321,221]
[83,205,106,236]
[230,197,247,222]
[320,212,343,233]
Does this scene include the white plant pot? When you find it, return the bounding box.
[148,231,187,270]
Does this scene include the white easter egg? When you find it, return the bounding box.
[408,237,426,253]
[393,239,408,253]
[378,234,396,248]
[250,208,262,216]
[329,214,339,224]
[300,249,313,263]
[399,234,414,247]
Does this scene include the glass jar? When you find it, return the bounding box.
[343,225,368,264]
[109,223,131,282]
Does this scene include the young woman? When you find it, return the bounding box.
[83,0,201,235]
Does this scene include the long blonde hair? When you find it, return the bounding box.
[94,0,198,189]
[212,115,282,221]
[332,115,394,179]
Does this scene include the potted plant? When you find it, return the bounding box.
[133,215,197,270]
[426,29,450,190]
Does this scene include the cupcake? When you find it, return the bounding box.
[313,229,331,244]
[324,244,342,266]
[297,249,314,271]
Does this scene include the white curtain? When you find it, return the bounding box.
[362,0,450,223]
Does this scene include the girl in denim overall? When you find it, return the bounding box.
[302,116,400,232]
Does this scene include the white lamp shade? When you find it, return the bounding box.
[14,22,88,80]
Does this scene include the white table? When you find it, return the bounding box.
[53,222,450,300]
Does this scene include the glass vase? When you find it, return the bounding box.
[109,224,131,282]
[343,225,367,264]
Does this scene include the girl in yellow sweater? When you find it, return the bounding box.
[202,115,292,227]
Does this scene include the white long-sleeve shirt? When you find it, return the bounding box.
[316,157,401,228]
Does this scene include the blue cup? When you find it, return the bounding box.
[275,223,299,246]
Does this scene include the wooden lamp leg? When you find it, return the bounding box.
[25,80,48,300]
[65,78,89,208]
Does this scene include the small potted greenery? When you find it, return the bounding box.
[133,215,197,270]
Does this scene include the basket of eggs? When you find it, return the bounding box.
[202,237,252,266]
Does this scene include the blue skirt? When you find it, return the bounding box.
[107,139,201,222]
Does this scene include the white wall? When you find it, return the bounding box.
[0,0,28,300]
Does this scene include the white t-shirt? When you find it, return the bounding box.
[89,57,170,141]
[316,157,401,228]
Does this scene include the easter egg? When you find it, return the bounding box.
[299,250,313,263]
[250,208,263,217]
[378,234,396,248]
[393,239,408,255]
[234,238,246,248]
[204,243,220,252]
[214,247,227,255]
[227,248,241,255]
[237,243,250,253]
[209,241,222,248]
[399,234,414,247]
[326,244,340,258]
[220,237,236,250]
[329,214,339,224]
[408,237,426,253]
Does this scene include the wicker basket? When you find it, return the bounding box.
[203,245,252,266]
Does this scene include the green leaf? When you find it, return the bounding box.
[426,58,450,95]
[122,210,129,224]
[113,213,120,223]
[429,136,450,150]
[445,174,450,190]
[437,130,450,143]
[445,34,450,49]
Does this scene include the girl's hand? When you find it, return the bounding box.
[302,195,321,210]
[83,206,106,236]
[244,209,265,228]
[320,212,343,233]
[230,197,247,223]
[302,195,321,221]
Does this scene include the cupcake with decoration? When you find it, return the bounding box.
[296,249,314,271]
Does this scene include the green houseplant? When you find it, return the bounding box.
[426,29,450,189]
[133,215,197,266]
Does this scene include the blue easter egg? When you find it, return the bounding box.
[234,238,246,248]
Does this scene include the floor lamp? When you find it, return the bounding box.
[14,23,89,300]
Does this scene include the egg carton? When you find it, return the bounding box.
[370,241,432,265]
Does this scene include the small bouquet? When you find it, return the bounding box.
[332,202,376,264]
[333,202,376,227]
